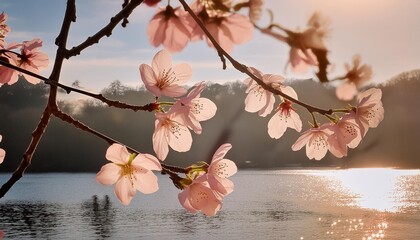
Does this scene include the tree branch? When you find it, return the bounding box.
[0,60,158,112]
[53,109,187,176]
[178,0,332,115]
[0,0,77,199]
[64,0,143,58]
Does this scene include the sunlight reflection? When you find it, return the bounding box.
[314,168,420,212]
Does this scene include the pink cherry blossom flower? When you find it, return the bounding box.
[0,12,10,47]
[336,55,373,101]
[153,111,192,160]
[203,143,237,197]
[267,88,302,139]
[140,49,192,98]
[291,124,333,160]
[96,143,162,205]
[191,3,253,53]
[147,5,194,52]
[15,38,49,84]
[0,135,5,164]
[178,179,222,216]
[0,42,21,85]
[286,12,329,72]
[171,81,217,134]
[326,116,361,158]
[347,88,384,137]
[244,67,290,117]
[143,0,162,7]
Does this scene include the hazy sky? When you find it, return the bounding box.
[1,0,419,94]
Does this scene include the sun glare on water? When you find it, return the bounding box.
[315,168,419,212]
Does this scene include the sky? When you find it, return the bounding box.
[1,0,420,96]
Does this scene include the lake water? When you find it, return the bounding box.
[1,169,419,239]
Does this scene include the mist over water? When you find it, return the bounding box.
[1,169,419,239]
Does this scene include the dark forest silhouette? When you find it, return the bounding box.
[1,70,419,172]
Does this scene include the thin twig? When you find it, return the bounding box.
[0,60,158,112]
[53,109,186,175]
[64,0,143,58]
[0,0,77,198]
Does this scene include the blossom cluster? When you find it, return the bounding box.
[244,68,384,160]
[146,0,255,53]
[96,142,237,216]
[140,49,217,160]
[0,2,385,219]
[97,49,237,216]
[0,12,49,85]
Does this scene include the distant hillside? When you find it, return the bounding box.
[0,71,419,172]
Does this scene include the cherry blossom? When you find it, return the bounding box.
[291,124,333,160]
[336,55,373,101]
[0,135,5,164]
[96,144,162,205]
[147,6,194,52]
[347,88,384,137]
[15,38,49,84]
[140,49,192,98]
[191,2,253,53]
[0,12,10,47]
[326,116,361,158]
[178,143,236,216]
[153,111,192,160]
[171,81,217,134]
[244,67,290,117]
[0,42,21,85]
[203,143,237,197]
[178,179,222,216]
[286,12,329,72]
[267,87,302,139]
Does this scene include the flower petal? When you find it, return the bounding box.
[161,85,187,98]
[152,49,172,76]
[105,144,130,164]
[0,148,5,164]
[167,121,192,153]
[189,183,221,216]
[291,130,312,151]
[208,175,234,197]
[153,120,170,161]
[114,176,137,205]
[172,62,192,85]
[336,81,357,101]
[96,163,121,185]
[267,111,287,139]
[209,159,237,178]
[178,187,198,214]
[134,169,159,194]
[211,143,232,162]
[132,153,162,171]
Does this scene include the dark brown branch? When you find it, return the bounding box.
[64,0,143,58]
[0,107,52,198]
[0,60,158,112]
[178,0,332,115]
[0,0,77,198]
[53,109,187,175]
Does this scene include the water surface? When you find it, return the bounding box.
[1,169,419,239]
